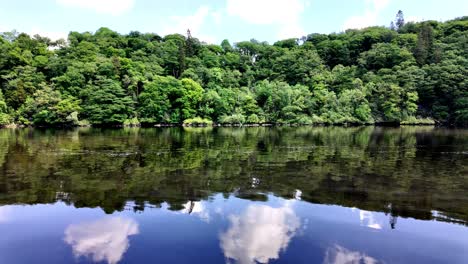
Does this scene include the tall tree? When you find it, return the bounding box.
[395,10,405,31]
[414,23,434,65]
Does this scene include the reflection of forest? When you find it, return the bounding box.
[0,127,466,225]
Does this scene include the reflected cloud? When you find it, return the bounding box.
[294,189,302,200]
[180,201,210,222]
[323,245,379,264]
[64,217,139,264]
[220,203,300,264]
[359,210,382,230]
[0,206,12,223]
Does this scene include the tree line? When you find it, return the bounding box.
[0,12,467,127]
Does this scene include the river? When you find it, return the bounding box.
[0,127,467,263]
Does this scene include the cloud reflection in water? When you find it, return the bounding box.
[180,201,211,222]
[323,245,379,264]
[0,206,12,223]
[359,210,382,230]
[64,217,139,264]
[220,203,300,264]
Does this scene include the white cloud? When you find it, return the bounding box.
[226,0,307,39]
[64,217,139,264]
[220,203,300,264]
[211,10,223,26]
[343,0,390,30]
[226,0,304,25]
[56,0,135,16]
[323,245,379,264]
[161,6,216,43]
[30,27,68,41]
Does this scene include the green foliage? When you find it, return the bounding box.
[137,76,203,124]
[1,66,45,108]
[372,82,418,122]
[16,85,81,126]
[183,117,213,126]
[81,78,134,125]
[0,90,11,126]
[359,43,414,70]
[400,116,436,125]
[219,114,246,125]
[0,17,467,126]
[0,113,11,126]
[124,117,140,127]
[246,114,261,124]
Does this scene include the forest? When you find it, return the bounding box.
[0,12,467,127]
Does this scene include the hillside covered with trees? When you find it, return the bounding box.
[0,13,467,127]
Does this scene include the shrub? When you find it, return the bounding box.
[0,113,11,127]
[246,114,260,124]
[78,119,91,127]
[183,117,213,126]
[401,116,436,125]
[296,115,313,125]
[123,117,141,127]
[219,114,246,125]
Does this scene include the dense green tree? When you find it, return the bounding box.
[0,90,11,126]
[414,23,435,65]
[81,78,134,125]
[0,16,466,126]
[176,78,204,120]
[138,76,173,124]
[1,66,45,109]
[17,85,81,126]
[358,43,414,71]
[137,76,203,123]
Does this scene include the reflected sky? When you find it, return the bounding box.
[1,194,468,264]
[0,206,12,223]
[357,209,382,230]
[64,217,139,264]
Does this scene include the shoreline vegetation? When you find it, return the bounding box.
[0,12,466,128]
[2,119,438,129]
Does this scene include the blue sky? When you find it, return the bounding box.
[0,0,467,44]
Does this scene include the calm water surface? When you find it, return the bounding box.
[0,127,467,264]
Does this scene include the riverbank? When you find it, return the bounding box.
[0,115,444,128]
[0,121,444,129]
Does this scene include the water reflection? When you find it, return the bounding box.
[0,206,12,223]
[0,127,466,225]
[294,190,302,200]
[358,210,382,230]
[180,201,211,222]
[0,127,467,263]
[0,195,467,263]
[64,217,139,264]
[323,245,379,264]
[220,202,300,264]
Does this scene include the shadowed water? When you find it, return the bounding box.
[0,127,467,263]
